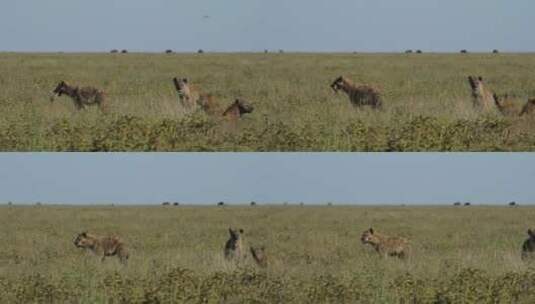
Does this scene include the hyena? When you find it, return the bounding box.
[172,77,217,113]
[250,246,268,268]
[360,228,408,258]
[330,76,382,109]
[51,81,107,112]
[493,94,522,116]
[73,231,129,265]
[222,99,254,120]
[467,76,499,113]
[520,99,535,116]
[521,229,535,260]
[224,228,244,260]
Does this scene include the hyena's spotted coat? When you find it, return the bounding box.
[522,229,535,260]
[222,99,254,120]
[250,246,268,268]
[172,77,217,113]
[520,99,535,116]
[467,76,499,113]
[224,228,244,260]
[73,231,129,265]
[330,76,382,109]
[51,81,107,111]
[360,228,408,258]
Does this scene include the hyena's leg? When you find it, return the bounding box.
[101,255,106,263]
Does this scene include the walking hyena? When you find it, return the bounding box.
[51,81,107,112]
[250,246,268,268]
[222,99,254,120]
[172,77,217,113]
[224,228,244,260]
[467,76,499,113]
[521,229,535,260]
[330,76,382,109]
[360,228,408,258]
[73,231,129,265]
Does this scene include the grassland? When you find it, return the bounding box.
[3,205,535,303]
[1,52,535,151]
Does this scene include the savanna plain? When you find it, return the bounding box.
[1,52,535,151]
[3,205,535,303]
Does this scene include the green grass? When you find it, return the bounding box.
[3,205,535,303]
[1,52,535,151]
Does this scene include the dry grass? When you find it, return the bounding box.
[1,52,535,151]
[3,205,535,302]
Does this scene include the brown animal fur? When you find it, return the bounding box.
[330,76,382,109]
[224,228,244,260]
[360,228,408,258]
[51,81,107,112]
[222,99,254,121]
[520,99,535,116]
[172,77,217,113]
[493,94,524,116]
[522,229,535,260]
[73,231,129,265]
[467,76,499,113]
[250,246,268,268]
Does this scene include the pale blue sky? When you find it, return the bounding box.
[0,153,533,205]
[0,0,533,52]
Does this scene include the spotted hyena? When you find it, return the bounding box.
[522,229,535,260]
[224,228,244,260]
[467,76,499,113]
[330,76,382,109]
[222,99,254,120]
[51,81,107,112]
[520,99,535,116]
[360,228,408,258]
[250,246,268,267]
[73,231,129,265]
[172,77,217,113]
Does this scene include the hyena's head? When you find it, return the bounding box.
[73,231,96,248]
[236,99,254,114]
[228,228,244,243]
[330,76,346,93]
[361,228,380,245]
[467,76,486,97]
[51,81,68,101]
[172,77,190,98]
[250,246,267,266]
[527,229,535,241]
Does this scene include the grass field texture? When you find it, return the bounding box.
[3,205,535,303]
[1,52,535,151]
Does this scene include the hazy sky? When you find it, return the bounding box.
[1,0,533,52]
[0,153,533,205]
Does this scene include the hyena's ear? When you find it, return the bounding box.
[369,228,374,234]
[239,229,244,234]
[182,78,188,83]
[80,231,87,237]
[478,76,483,82]
[528,229,534,237]
[172,77,180,90]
